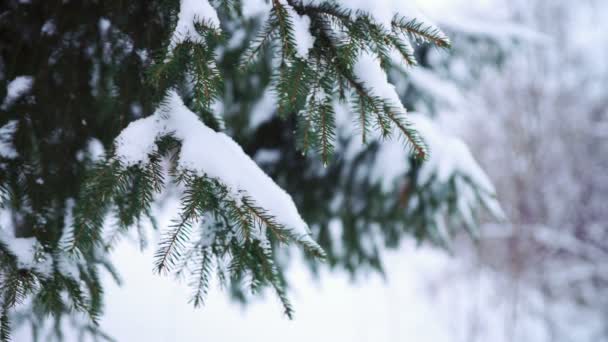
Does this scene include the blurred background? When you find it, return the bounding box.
[7,0,607,340]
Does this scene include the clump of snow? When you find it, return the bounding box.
[255,148,281,164]
[170,0,220,49]
[282,1,315,58]
[371,138,411,192]
[56,253,81,280]
[354,51,405,111]
[411,114,491,191]
[115,115,163,166]
[2,76,33,109]
[226,29,247,50]
[410,113,504,219]
[327,218,344,256]
[437,15,549,45]
[339,0,395,28]
[1,234,37,267]
[130,103,144,118]
[41,19,56,35]
[58,199,76,251]
[0,120,19,159]
[332,100,406,191]
[75,138,105,162]
[114,91,315,242]
[0,230,52,276]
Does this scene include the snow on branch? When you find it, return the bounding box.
[115,91,317,246]
[170,0,221,50]
[110,91,324,314]
[412,114,494,193]
[1,76,33,110]
[281,0,315,58]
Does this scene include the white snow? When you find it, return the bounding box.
[0,233,37,267]
[282,1,315,58]
[115,114,162,166]
[2,76,33,109]
[98,17,111,35]
[254,148,281,164]
[76,138,105,162]
[370,138,411,192]
[0,230,52,276]
[249,86,278,129]
[115,91,315,242]
[170,0,220,49]
[354,51,405,111]
[41,19,56,36]
[410,113,504,219]
[411,113,493,192]
[87,138,105,161]
[226,29,247,50]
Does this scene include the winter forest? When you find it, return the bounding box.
[1,0,606,341]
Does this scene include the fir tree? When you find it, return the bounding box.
[0,0,501,340]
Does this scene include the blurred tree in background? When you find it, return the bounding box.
[410,0,608,341]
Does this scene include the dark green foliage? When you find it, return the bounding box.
[0,1,172,338]
[266,0,441,158]
[392,17,451,49]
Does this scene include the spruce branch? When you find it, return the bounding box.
[189,248,213,308]
[253,241,294,318]
[391,17,451,48]
[154,177,210,274]
[384,106,429,160]
[240,21,277,70]
[191,44,223,113]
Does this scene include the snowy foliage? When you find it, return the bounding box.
[170,0,220,50]
[115,90,316,244]
[0,0,505,340]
